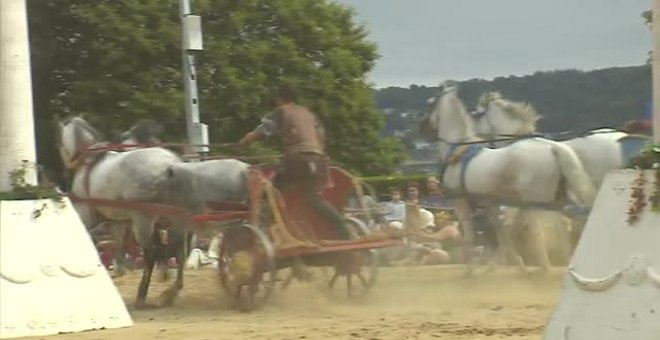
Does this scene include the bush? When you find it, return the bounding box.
[0,160,64,203]
[627,143,660,170]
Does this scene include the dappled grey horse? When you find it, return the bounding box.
[58,116,189,308]
[118,120,251,214]
[119,121,251,264]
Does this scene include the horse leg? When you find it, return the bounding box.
[156,259,170,283]
[131,212,157,308]
[454,199,476,277]
[158,222,187,307]
[282,269,295,289]
[135,251,156,309]
[525,211,550,275]
[555,216,575,265]
[487,206,526,274]
[158,251,184,307]
[74,202,99,230]
[108,222,129,278]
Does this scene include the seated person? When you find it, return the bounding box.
[405,181,421,204]
[421,175,455,211]
[185,231,222,270]
[346,192,381,228]
[382,187,406,234]
[395,210,461,266]
[410,210,461,242]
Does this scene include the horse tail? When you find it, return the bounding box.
[548,141,596,207]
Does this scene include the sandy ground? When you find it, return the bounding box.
[28,265,565,340]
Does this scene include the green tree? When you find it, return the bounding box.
[375,65,651,136]
[28,0,404,178]
[642,10,652,26]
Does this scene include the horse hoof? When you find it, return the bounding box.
[158,288,180,307]
[240,301,256,313]
[134,301,156,310]
[110,270,126,279]
[528,268,549,278]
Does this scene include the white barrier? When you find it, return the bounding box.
[543,170,660,340]
[0,198,132,339]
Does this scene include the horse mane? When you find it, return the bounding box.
[479,91,541,132]
[67,116,105,142]
[478,91,503,107]
[126,119,163,143]
[440,88,476,137]
[498,100,539,123]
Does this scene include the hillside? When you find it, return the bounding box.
[375,64,652,137]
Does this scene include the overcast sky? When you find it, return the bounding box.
[333,0,652,88]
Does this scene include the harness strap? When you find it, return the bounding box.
[439,142,484,195]
[80,150,111,197]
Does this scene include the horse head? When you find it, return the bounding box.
[58,116,105,169]
[119,119,164,145]
[418,83,473,146]
[473,92,540,137]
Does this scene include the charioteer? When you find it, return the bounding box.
[239,84,350,243]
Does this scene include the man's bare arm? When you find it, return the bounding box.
[239,130,263,147]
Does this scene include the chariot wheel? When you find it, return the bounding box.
[218,223,276,311]
[327,217,380,298]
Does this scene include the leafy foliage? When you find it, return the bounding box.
[627,143,660,170]
[0,161,64,204]
[642,10,652,26]
[28,0,405,179]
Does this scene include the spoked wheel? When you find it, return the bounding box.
[218,223,276,311]
[327,217,379,298]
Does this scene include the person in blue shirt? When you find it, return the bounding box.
[420,176,455,210]
[383,187,406,229]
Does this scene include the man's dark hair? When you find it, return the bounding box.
[406,182,420,189]
[278,84,298,103]
[388,186,401,194]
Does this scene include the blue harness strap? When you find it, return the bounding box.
[439,143,484,195]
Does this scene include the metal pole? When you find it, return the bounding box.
[653,0,660,143]
[0,0,38,191]
[179,0,207,154]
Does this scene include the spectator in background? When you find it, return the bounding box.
[405,182,421,204]
[383,187,406,230]
[346,192,381,228]
[421,175,455,210]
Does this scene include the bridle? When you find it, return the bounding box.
[59,123,99,171]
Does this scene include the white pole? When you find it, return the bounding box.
[653,0,660,143]
[0,0,38,192]
[179,0,207,154]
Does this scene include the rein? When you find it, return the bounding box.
[474,126,628,144]
[446,127,628,148]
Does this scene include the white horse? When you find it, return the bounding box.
[58,116,188,308]
[473,92,652,249]
[419,85,595,275]
[473,91,652,191]
[469,93,578,267]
